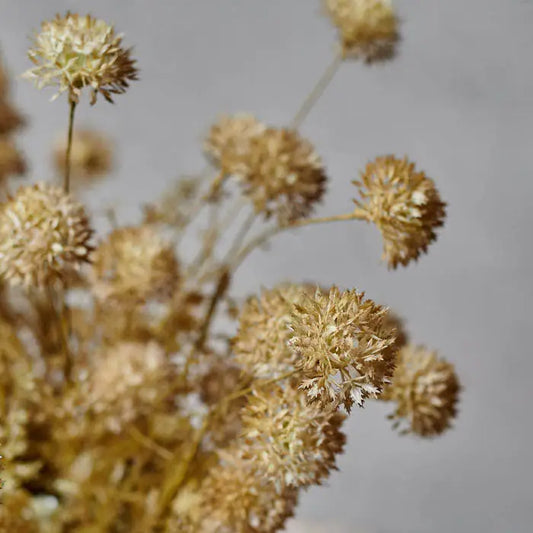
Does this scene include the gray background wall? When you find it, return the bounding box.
[1,1,532,532]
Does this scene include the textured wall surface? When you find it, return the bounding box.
[1,1,532,532]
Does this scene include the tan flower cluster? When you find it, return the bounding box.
[205,116,327,223]
[0,138,25,182]
[24,13,138,104]
[53,129,112,184]
[0,491,39,533]
[233,284,311,379]
[83,341,172,432]
[0,183,93,287]
[205,113,266,172]
[198,451,299,533]
[289,286,397,410]
[324,0,399,62]
[353,155,446,268]
[91,225,179,302]
[382,344,460,437]
[241,384,346,489]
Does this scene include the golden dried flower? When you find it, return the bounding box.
[199,451,298,533]
[0,183,92,287]
[241,384,346,489]
[382,344,460,437]
[353,155,446,268]
[204,113,266,172]
[91,225,179,302]
[24,13,138,104]
[324,0,399,63]
[233,284,312,379]
[289,286,397,410]
[233,128,327,223]
[0,491,39,533]
[0,137,25,181]
[84,341,170,432]
[53,129,112,184]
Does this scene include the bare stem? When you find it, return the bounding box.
[64,100,77,193]
[291,50,343,129]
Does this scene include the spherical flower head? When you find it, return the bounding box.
[241,384,346,489]
[324,0,399,63]
[353,155,446,269]
[84,341,170,432]
[91,225,179,302]
[289,286,397,411]
[204,113,266,172]
[233,284,313,379]
[0,183,92,287]
[24,13,138,104]
[0,102,25,136]
[382,344,460,437]
[199,451,298,533]
[0,138,26,182]
[53,129,112,185]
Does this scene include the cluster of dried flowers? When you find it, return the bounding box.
[0,4,461,532]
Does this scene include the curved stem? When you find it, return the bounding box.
[291,50,343,129]
[64,100,77,193]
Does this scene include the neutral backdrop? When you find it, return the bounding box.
[1,1,532,532]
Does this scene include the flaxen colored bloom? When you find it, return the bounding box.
[199,451,298,533]
[289,286,397,410]
[353,155,446,268]
[241,384,346,489]
[324,0,399,62]
[0,183,92,287]
[0,137,25,182]
[53,129,112,184]
[382,344,460,437]
[24,13,138,104]
[0,102,25,135]
[233,284,312,379]
[204,113,266,173]
[91,225,179,302]
[233,127,327,223]
[84,341,170,432]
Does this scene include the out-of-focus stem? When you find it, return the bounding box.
[291,50,343,129]
[64,100,77,193]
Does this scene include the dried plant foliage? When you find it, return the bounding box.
[0,7,461,532]
[353,155,446,268]
[24,13,138,104]
[324,0,400,62]
[382,345,461,437]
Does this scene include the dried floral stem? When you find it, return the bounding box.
[291,50,343,129]
[128,426,173,461]
[64,99,77,193]
[230,211,366,272]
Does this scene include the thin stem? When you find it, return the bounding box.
[230,211,366,273]
[64,100,77,193]
[221,209,257,265]
[291,50,343,129]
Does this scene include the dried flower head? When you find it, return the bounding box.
[24,13,138,104]
[204,113,266,172]
[353,155,446,268]
[0,137,25,182]
[0,183,92,287]
[53,129,112,184]
[289,286,397,410]
[199,451,298,533]
[91,225,179,302]
[233,127,327,223]
[0,491,39,533]
[324,0,399,62]
[233,284,312,379]
[84,341,170,432]
[241,384,346,489]
[382,344,460,437]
